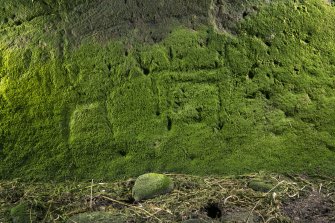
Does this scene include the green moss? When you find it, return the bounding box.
[139,45,170,73]
[162,28,221,70]
[132,173,174,201]
[10,202,31,223]
[248,180,274,192]
[0,0,335,181]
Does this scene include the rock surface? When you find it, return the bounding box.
[248,180,274,192]
[132,173,174,201]
[0,0,335,180]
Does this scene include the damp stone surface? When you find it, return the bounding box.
[0,0,334,180]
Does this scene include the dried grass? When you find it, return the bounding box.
[1,173,334,222]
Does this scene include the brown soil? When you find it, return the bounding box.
[283,191,335,223]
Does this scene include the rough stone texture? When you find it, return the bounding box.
[0,0,335,180]
[66,0,212,44]
[132,173,174,201]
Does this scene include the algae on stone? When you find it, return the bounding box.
[0,0,335,181]
[248,180,274,192]
[132,173,174,201]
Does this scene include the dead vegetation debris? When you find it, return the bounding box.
[0,173,334,222]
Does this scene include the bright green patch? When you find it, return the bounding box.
[132,173,174,201]
[0,0,334,180]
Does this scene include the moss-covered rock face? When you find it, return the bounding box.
[0,0,335,180]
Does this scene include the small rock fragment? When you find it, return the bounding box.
[132,173,174,201]
[248,180,274,192]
